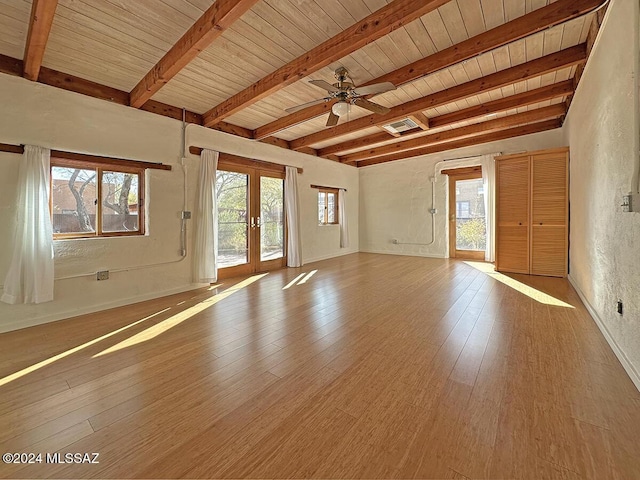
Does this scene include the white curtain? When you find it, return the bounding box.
[285,166,302,267]
[1,145,54,304]
[338,189,349,248]
[193,149,218,283]
[481,153,498,262]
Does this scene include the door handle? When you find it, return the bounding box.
[256,217,261,227]
[250,217,256,228]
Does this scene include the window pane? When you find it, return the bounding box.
[51,166,97,234]
[217,170,249,268]
[102,171,140,233]
[318,192,325,224]
[455,178,486,251]
[327,192,336,223]
[260,176,284,261]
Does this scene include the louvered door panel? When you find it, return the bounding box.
[497,225,529,274]
[530,151,568,276]
[496,156,530,274]
[531,153,567,225]
[531,226,566,277]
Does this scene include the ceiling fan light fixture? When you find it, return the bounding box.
[331,101,350,117]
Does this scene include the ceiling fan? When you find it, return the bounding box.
[285,67,396,127]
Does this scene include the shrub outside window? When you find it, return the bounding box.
[51,158,145,238]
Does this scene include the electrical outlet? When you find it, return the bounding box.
[181,211,192,219]
[429,208,438,214]
[392,239,399,244]
[622,195,631,212]
[621,193,640,213]
[96,270,109,281]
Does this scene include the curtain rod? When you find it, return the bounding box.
[310,184,346,192]
[189,146,303,174]
[0,143,172,171]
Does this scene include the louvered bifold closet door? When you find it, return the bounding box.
[496,156,530,274]
[530,152,568,277]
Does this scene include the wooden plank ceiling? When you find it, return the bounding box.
[0,0,607,167]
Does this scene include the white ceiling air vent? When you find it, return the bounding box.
[382,118,419,135]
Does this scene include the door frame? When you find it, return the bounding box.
[448,170,486,260]
[216,163,287,280]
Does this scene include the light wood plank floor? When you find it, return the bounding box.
[1,253,639,479]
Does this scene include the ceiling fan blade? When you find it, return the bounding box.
[326,111,340,127]
[353,98,391,115]
[352,81,396,96]
[309,79,340,93]
[285,97,329,114]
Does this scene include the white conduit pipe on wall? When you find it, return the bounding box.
[393,154,483,247]
[633,0,640,197]
[180,107,189,257]
[40,112,192,283]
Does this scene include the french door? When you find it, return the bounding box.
[448,170,486,260]
[216,164,286,279]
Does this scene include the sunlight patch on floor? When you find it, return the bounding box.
[282,270,318,289]
[93,273,268,357]
[0,308,170,387]
[464,261,574,308]
[298,270,318,285]
[283,273,306,290]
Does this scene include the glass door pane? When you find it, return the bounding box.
[216,170,250,268]
[260,176,285,262]
[454,177,486,251]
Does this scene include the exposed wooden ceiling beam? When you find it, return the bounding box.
[202,0,451,127]
[318,80,574,157]
[253,101,336,141]
[252,0,604,140]
[129,0,259,108]
[206,120,253,139]
[296,146,318,157]
[428,81,573,129]
[0,53,256,140]
[0,54,24,77]
[23,0,59,81]
[39,65,254,135]
[259,136,291,150]
[340,104,566,163]
[291,44,586,150]
[410,113,430,131]
[356,119,562,167]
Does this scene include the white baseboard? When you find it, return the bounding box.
[303,248,359,265]
[359,248,446,259]
[0,283,204,334]
[568,275,640,392]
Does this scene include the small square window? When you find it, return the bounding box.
[317,188,339,225]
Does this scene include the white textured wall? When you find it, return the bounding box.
[0,74,358,332]
[563,0,640,385]
[359,129,565,257]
